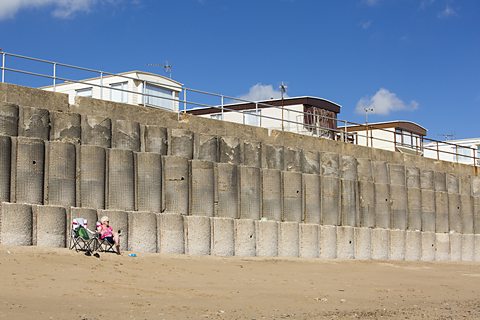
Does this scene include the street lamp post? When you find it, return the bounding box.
[364,107,374,147]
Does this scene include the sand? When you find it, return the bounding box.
[1,245,480,320]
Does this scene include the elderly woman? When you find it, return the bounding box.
[97,216,121,255]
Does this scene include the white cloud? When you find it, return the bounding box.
[360,20,372,30]
[438,4,457,18]
[237,83,288,102]
[0,0,118,20]
[355,88,418,115]
[364,0,380,7]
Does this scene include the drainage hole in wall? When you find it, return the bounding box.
[181,176,185,180]
[32,160,36,165]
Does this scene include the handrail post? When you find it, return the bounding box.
[52,62,57,91]
[183,88,187,114]
[436,141,439,160]
[143,80,146,107]
[456,145,459,163]
[256,102,260,126]
[221,95,224,120]
[1,52,5,83]
[100,72,104,100]
[344,120,347,142]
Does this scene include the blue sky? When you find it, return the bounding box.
[1,0,479,139]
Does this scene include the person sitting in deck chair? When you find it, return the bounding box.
[97,216,121,255]
[70,218,98,256]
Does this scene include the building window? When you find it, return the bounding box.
[144,83,174,110]
[244,109,261,126]
[210,114,222,120]
[75,87,92,98]
[110,82,128,103]
[395,129,421,149]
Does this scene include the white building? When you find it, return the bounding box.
[424,138,480,165]
[187,97,341,137]
[346,121,427,155]
[42,71,182,111]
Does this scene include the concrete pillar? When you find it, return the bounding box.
[238,166,261,220]
[168,129,193,159]
[216,163,239,219]
[162,156,189,215]
[211,217,234,256]
[299,223,319,258]
[321,176,340,226]
[374,183,390,229]
[33,205,66,248]
[389,230,406,261]
[219,136,241,165]
[475,235,480,262]
[0,135,11,202]
[435,233,450,261]
[447,173,459,194]
[49,111,81,144]
[0,103,19,136]
[157,213,184,254]
[372,161,389,184]
[44,141,76,207]
[98,209,128,251]
[134,152,162,212]
[301,150,319,174]
[243,141,261,168]
[68,207,98,239]
[184,215,211,255]
[357,158,373,182]
[320,152,339,178]
[472,176,480,198]
[434,172,447,192]
[448,193,461,233]
[0,202,32,245]
[461,195,474,234]
[474,196,480,234]
[303,174,321,224]
[282,171,302,222]
[81,115,111,148]
[354,227,372,260]
[234,219,256,257]
[336,226,354,259]
[278,221,299,257]
[449,233,462,261]
[371,228,389,260]
[18,106,49,140]
[284,147,301,172]
[143,125,168,155]
[262,169,282,221]
[194,134,218,162]
[390,185,407,230]
[106,149,135,211]
[263,144,284,170]
[405,230,421,261]
[406,167,420,189]
[358,180,375,228]
[407,187,422,231]
[76,145,106,209]
[255,220,278,257]
[434,191,449,233]
[189,160,214,216]
[461,234,474,262]
[389,164,405,185]
[319,225,336,259]
[127,211,157,253]
[421,232,435,262]
[340,179,358,227]
[420,170,434,190]
[11,137,44,204]
[112,119,140,151]
[421,190,436,232]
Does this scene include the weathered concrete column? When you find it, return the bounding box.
[406,167,421,231]
[336,226,354,259]
[162,156,189,215]
[302,174,321,224]
[194,134,218,162]
[211,217,234,256]
[106,149,135,211]
[134,152,162,212]
[263,144,284,170]
[282,171,302,222]
[255,220,278,257]
[189,160,214,216]
[0,202,32,245]
[238,166,261,220]
[169,129,193,159]
[340,156,358,227]
[0,103,19,136]
[475,235,480,262]
[33,205,66,248]
[49,111,81,144]
[284,147,301,172]
[243,141,261,168]
[405,230,421,261]
[321,176,340,226]
[461,234,475,262]
[81,115,111,148]
[447,174,462,233]
[420,170,435,232]
[262,169,282,221]
[112,119,140,151]
[299,223,319,258]
[184,215,211,255]
[354,227,371,260]
[18,106,49,140]
[372,228,389,260]
[234,219,256,257]
[319,225,336,259]
[357,159,374,228]
[301,150,319,175]
[389,164,407,230]
[0,135,11,202]
[76,145,106,209]
[421,231,435,262]
[219,136,241,165]
[143,125,168,154]
[127,211,157,253]
[374,183,391,229]
[460,176,474,234]
[372,161,389,184]
[449,233,462,261]
[157,213,184,254]
[389,230,406,261]
[435,233,450,261]
[216,163,239,219]
[10,137,45,204]
[278,221,299,257]
[44,141,76,207]
[98,209,128,251]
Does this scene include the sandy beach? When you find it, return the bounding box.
[1,245,479,320]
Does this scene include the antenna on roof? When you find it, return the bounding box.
[147,61,173,78]
[364,106,374,125]
[280,82,287,131]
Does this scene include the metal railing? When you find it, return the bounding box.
[1,50,478,167]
